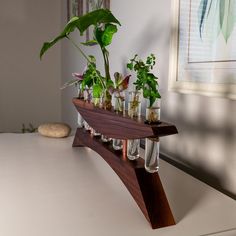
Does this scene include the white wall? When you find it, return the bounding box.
[0,0,61,132]
[61,0,236,198]
[61,0,83,128]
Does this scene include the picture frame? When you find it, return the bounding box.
[67,0,110,41]
[169,0,236,99]
[67,0,83,20]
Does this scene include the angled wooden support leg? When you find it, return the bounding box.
[73,128,175,229]
[135,169,175,228]
[72,128,85,147]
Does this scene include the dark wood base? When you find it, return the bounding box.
[73,128,175,229]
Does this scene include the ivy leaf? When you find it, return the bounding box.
[127,54,160,107]
[149,96,156,108]
[156,91,161,99]
[127,62,133,70]
[143,88,150,98]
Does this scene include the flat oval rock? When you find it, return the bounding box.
[38,123,71,138]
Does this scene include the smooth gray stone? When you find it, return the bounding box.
[38,123,71,138]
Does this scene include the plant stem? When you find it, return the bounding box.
[67,36,91,63]
[97,74,106,91]
[69,37,109,97]
[101,48,111,82]
[68,36,106,91]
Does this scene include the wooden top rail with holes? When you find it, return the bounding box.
[72,98,178,140]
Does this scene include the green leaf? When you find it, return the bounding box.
[149,96,155,108]
[106,78,114,88]
[95,27,104,46]
[127,62,133,70]
[82,75,93,89]
[81,40,98,46]
[143,88,150,98]
[40,36,63,59]
[156,92,161,99]
[88,55,96,63]
[40,9,121,59]
[114,72,123,85]
[101,24,118,46]
[128,54,160,107]
[93,84,103,98]
[76,9,121,34]
[40,16,80,59]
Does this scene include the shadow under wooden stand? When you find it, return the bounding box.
[72,98,178,229]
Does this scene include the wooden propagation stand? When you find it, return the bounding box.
[72,98,178,229]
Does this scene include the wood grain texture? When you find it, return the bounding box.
[72,98,177,229]
[72,98,178,139]
[73,129,175,229]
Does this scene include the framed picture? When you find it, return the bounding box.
[67,0,110,41]
[67,0,83,20]
[86,0,110,41]
[169,0,236,99]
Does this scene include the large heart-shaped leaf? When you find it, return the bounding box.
[40,9,121,59]
[40,16,80,59]
[76,9,121,34]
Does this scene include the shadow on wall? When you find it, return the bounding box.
[128,17,171,57]
[161,92,236,200]
[160,155,208,223]
[117,11,236,203]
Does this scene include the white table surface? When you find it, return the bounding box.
[0,133,235,236]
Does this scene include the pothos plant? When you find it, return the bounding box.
[60,55,104,99]
[127,54,161,108]
[40,8,121,108]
